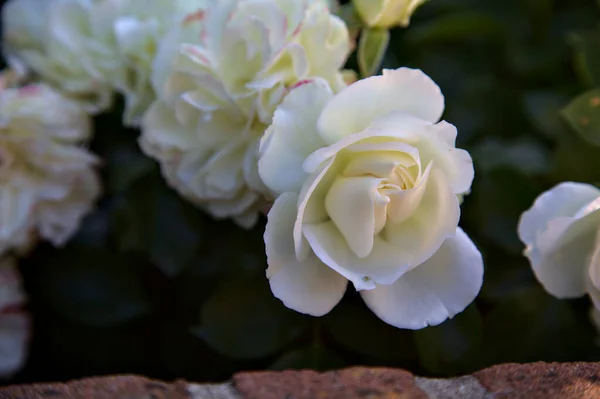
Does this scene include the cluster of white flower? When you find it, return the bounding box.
[0,81,101,256]
[141,0,351,227]
[17,0,600,339]
[1,0,599,360]
[2,0,203,125]
[0,0,111,377]
[1,0,486,331]
[0,71,100,378]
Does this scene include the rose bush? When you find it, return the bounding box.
[259,68,483,329]
[518,182,600,306]
[0,0,597,383]
[140,0,351,228]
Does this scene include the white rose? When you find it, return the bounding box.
[110,0,204,126]
[518,182,600,307]
[258,68,483,329]
[140,0,350,228]
[353,0,427,29]
[0,257,29,379]
[0,83,101,255]
[2,0,119,113]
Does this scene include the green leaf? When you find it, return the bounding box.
[552,129,600,183]
[194,274,309,359]
[466,167,540,254]
[69,208,111,249]
[414,305,484,376]
[506,39,568,81]
[106,146,155,192]
[521,0,554,30]
[148,188,204,277]
[358,28,390,78]
[523,90,572,139]
[405,12,504,46]
[33,247,150,327]
[112,172,203,277]
[176,220,266,308]
[478,257,539,303]
[570,30,600,88]
[484,288,593,363]
[561,89,600,147]
[269,344,346,371]
[473,137,550,176]
[322,298,417,362]
[92,117,155,193]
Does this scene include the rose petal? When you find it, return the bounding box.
[317,68,444,145]
[140,102,197,151]
[361,114,473,195]
[325,175,385,258]
[258,80,332,195]
[266,193,347,316]
[0,187,35,242]
[528,210,600,298]
[384,167,460,268]
[342,150,418,178]
[587,273,600,311]
[303,221,413,290]
[360,227,483,330]
[386,163,431,224]
[518,182,600,248]
[588,240,600,294]
[294,156,339,261]
[304,114,430,174]
[418,121,474,195]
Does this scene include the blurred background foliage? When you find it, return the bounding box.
[6,0,600,384]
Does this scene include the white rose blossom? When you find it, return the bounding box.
[258,68,483,329]
[0,82,101,255]
[518,182,600,308]
[1,0,121,113]
[0,257,29,379]
[140,0,350,228]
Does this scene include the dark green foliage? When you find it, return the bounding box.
[11,0,600,385]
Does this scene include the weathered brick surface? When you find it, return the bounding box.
[0,375,190,399]
[2,362,600,399]
[474,362,600,399]
[233,367,429,399]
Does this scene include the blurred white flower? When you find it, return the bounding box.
[518,182,600,308]
[0,82,101,255]
[109,0,207,126]
[2,0,213,125]
[0,257,29,379]
[2,0,121,113]
[141,0,350,228]
[259,68,482,329]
